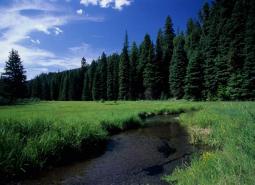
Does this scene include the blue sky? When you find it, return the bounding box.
[0,0,208,79]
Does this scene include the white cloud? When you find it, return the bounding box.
[80,0,132,10]
[99,0,113,8]
[31,39,41,44]
[114,0,131,10]
[0,0,104,79]
[54,27,63,35]
[80,0,98,6]
[76,9,83,15]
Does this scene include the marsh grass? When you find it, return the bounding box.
[0,101,254,184]
[165,102,255,185]
[0,101,195,179]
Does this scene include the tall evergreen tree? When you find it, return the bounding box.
[163,16,175,97]
[129,42,139,100]
[92,64,101,101]
[143,37,157,99]
[203,5,219,99]
[31,76,41,98]
[87,61,97,100]
[185,51,203,100]
[241,0,255,100]
[119,32,130,100]
[50,74,60,100]
[155,29,164,98]
[112,54,120,100]
[82,72,91,100]
[100,53,108,100]
[107,55,115,100]
[169,34,188,99]
[3,49,26,100]
[59,73,69,101]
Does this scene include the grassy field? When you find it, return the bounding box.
[0,101,254,184]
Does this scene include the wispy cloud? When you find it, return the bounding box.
[80,0,132,10]
[0,0,104,79]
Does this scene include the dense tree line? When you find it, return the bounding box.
[2,0,255,102]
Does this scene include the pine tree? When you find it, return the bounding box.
[59,73,69,101]
[203,5,218,100]
[112,54,120,100]
[68,72,75,100]
[185,19,201,57]
[185,51,203,100]
[50,74,60,100]
[163,16,175,97]
[107,55,115,100]
[241,0,255,100]
[142,34,158,99]
[129,42,138,100]
[3,49,26,100]
[169,34,188,99]
[155,29,164,98]
[31,76,41,98]
[100,53,108,100]
[92,65,101,101]
[227,72,243,100]
[119,32,130,100]
[88,60,97,100]
[41,74,50,100]
[215,0,234,98]
[82,72,91,100]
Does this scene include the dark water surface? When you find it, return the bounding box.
[19,115,196,185]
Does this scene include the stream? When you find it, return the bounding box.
[18,115,196,185]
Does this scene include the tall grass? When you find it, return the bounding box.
[165,102,255,185]
[0,101,196,178]
[1,101,254,184]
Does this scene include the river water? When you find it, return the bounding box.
[19,115,196,185]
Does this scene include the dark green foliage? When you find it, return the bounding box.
[139,34,157,99]
[82,73,91,101]
[241,0,255,100]
[2,49,26,101]
[85,61,97,100]
[99,53,108,100]
[155,29,165,98]
[41,74,50,100]
[129,42,139,100]
[59,73,70,101]
[163,16,175,97]
[92,65,102,101]
[203,6,219,99]
[185,19,201,57]
[185,51,203,100]
[169,34,188,99]
[119,32,130,100]
[107,54,116,100]
[50,74,61,100]
[227,72,244,100]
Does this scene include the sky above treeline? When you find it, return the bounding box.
[0,0,209,79]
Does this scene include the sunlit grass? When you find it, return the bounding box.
[0,101,254,184]
[0,100,196,177]
[165,102,255,185]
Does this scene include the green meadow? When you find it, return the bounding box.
[0,101,254,185]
